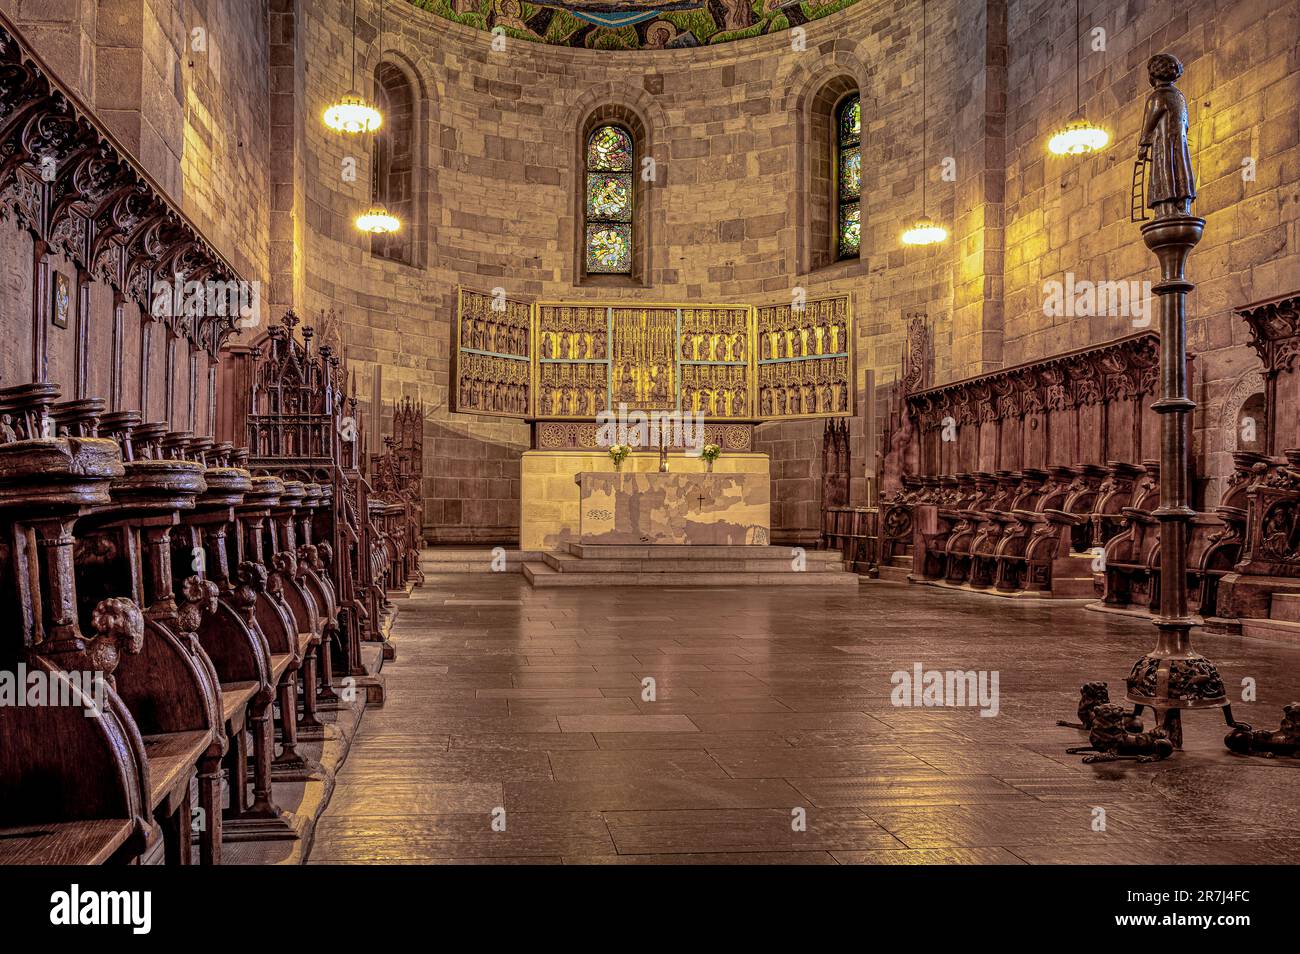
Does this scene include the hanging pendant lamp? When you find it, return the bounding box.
[1047,0,1108,155]
[901,0,948,246]
[325,0,382,133]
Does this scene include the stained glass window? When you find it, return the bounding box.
[585,125,634,274]
[836,95,861,259]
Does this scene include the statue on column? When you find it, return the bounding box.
[1136,54,1196,220]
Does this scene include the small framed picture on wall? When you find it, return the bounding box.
[52,271,71,328]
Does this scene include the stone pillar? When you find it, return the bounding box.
[950,0,1007,379]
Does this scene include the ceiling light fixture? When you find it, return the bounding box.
[901,216,949,246]
[901,0,948,247]
[356,204,400,234]
[324,0,382,134]
[1047,0,1108,156]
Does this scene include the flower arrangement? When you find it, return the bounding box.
[608,443,630,469]
[700,443,721,471]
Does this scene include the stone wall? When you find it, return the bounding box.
[290,0,958,542]
[8,0,1297,541]
[2,0,272,287]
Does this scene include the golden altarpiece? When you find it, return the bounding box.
[452,288,854,550]
[454,289,853,426]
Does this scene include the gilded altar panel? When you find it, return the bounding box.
[453,287,533,419]
[455,289,854,425]
[756,294,854,419]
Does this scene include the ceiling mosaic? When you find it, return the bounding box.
[408,0,863,50]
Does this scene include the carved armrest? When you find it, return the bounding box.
[1010,509,1048,524]
[1120,506,1157,524]
[1039,508,1083,526]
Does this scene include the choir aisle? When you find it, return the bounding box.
[308,575,1300,864]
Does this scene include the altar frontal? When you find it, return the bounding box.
[578,471,769,545]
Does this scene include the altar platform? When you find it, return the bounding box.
[521,542,859,587]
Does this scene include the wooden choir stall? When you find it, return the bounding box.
[841,296,1300,644]
[0,21,422,866]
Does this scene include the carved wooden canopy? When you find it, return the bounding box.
[906,332,1161,429]
[1237,292,1300,377]
[0,14,246,358]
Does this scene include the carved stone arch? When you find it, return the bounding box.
[779,53,870,275]
[1220,368,1267,453]
[569,85,666,288]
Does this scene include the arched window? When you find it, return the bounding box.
[835,94,861,260]
[802,76,859,272]
[584,125,634,275]
[372,61,416,264]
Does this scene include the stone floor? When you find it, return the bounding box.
[307,573,1300,864]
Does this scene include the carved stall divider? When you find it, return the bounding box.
[369,396,427,591]
[823,314,929,576]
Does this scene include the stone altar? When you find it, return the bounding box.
[520,451,770,551]
[576,471,770,545]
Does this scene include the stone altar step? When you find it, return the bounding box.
[876,563,911,583]
[563,542,842,562]
[1241,616,1300,646]
[1270,592,1300,623]
[522,561,860,587]
[419,548,543,573]
[543,549,844,573]
[523,544,858,587]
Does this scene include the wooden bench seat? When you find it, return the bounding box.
[269,653,293,683]
[143,729,212,866]
[0,819,135,866]
[221,681,260,727]
[142,730,211,813]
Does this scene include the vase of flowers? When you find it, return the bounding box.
[701,443,721,473]
[609,443,630,471]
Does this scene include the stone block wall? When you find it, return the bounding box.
[291,0,958,542]
[1000,0,1299,502]
[8,0,1297,541]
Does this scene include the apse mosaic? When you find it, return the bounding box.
[408,0,864,51]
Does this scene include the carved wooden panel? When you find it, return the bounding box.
[907,332,1164,477]
[1237,292,1300,455]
